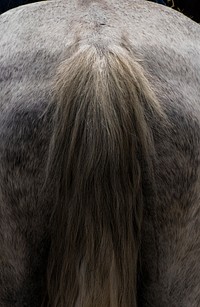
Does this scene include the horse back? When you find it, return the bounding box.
[0,1,200,306]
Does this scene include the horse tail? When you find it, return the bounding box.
[44,40,163,307]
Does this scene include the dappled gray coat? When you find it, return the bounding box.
[0,0,200,306]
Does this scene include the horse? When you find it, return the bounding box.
[0,0,200,306]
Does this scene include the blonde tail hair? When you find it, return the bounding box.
[44,40,163,307]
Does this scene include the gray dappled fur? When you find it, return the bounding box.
[0,0,200,306]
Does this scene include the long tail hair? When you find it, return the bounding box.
[44,39,163,307]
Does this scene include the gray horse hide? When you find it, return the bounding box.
[0,0,200,306]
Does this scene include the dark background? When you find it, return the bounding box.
[0,0,41,14]
[168,0,200,23]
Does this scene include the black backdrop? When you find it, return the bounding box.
[171,0,200,23]
[0,0,41,14]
